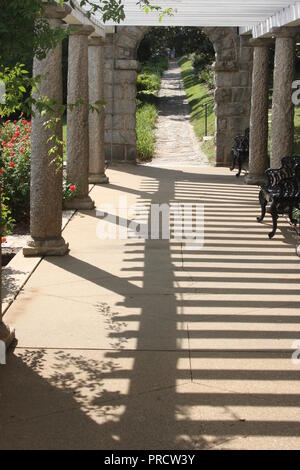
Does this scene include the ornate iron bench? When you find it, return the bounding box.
[257,156,300,239]
[230,128,249,177]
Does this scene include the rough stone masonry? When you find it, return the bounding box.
[103,26,253,167]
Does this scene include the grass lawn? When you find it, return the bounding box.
[136,103,158,160]
[178,55,215,163]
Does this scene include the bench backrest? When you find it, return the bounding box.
[281,155,300,170]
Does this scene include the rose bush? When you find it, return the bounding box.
[0,116,31,235]
[0,116,78,240]
[63,181,79,201]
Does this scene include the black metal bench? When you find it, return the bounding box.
[230,128,249,177]
[257,155,300,239]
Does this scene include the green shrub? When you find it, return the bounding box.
[137,72,161,95]
[192,52,215,90]
[136,103,158,161]
[137,55,168,99]
[199,68,215,90]
[1,195,15,239]
[192,52,212,73]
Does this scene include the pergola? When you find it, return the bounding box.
[1,0,300,344]
[101,0,299,29]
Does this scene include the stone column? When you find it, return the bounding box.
[245,38,272,185]
[23,3,70,257]
[212,33,253,167]
[270,27,297,168]
[88,37,109,184]
[65,24,95,210]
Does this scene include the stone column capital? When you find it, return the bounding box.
[88,36,106,47]
[69,24,95,37]
[42,2,71,21]
[271,26,299,38]
[249,38,274,48]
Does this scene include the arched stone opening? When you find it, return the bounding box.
[104,26,253,166]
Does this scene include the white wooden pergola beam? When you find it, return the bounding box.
[93,0,296,28]
[240,2,300,37]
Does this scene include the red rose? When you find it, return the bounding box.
[9,161,15,168]
[10,151,15,157]
[20,147,24,153]
[70,185,76,192]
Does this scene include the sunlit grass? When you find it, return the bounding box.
[136,103,158,161]
[178,55,215,163]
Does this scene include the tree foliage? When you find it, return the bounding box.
[138,27,215,62]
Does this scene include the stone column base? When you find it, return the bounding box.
[245,174,266,186]
[89,173,109,184]
[64,195,95,210]
[23,237,69,257]
[0,321,16,348]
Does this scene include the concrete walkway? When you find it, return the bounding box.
[148,60,208,168]
[1,163,300,449]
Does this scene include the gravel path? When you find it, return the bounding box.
[146,60,209,168]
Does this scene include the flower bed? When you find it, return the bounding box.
[0,116,77,242]
[0,116,31,237]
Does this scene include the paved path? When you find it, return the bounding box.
[147,60,208,168]
[1,164,300,449]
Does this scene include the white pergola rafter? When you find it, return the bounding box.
[89,0,300,30]
[240,2,300,37]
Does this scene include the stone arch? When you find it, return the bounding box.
[104,26,253,166]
